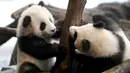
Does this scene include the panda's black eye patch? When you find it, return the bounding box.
[40,22,46,30]
[74,32,77,41]
[23,16,31,27]
[49,18,53,23]
[82,39,90,52]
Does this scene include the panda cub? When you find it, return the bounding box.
[16,1,66,73]
[69,15,130,73]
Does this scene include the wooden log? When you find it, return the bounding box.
[0,27,16,37]
[102,59,130,73]
[0,19,18,45]
[57,0,87,73]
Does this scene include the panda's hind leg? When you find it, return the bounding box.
[19,62,43,73]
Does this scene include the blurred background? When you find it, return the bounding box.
[0,0,128,69]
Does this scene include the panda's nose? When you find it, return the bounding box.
[51,29,56,32]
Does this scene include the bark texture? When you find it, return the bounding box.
[58,0,87,73]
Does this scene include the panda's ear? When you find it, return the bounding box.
[23,16,31,27]
[92,15,105,23]
[93,21,105,28]
[38,1,45,6]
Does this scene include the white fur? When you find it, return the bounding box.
[50,38,60,44]
[16,4,57,72]
[17,4,56,38]
[69,23,127,58]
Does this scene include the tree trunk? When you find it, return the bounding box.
[58,0,87,73]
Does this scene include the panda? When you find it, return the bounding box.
[16,1,67,73]
[69,15,130,73]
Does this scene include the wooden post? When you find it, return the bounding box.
[59,0,87,72]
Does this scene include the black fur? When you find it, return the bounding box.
[18,36,67,60]
[110,32,125,64]
[73,53,116,73]
[23,16,31,27]
[82,39,90,53]
[17,36,67,73]
[28,4,33,7]
[38,1,44,6]
[74,32,77,42]
[93,21,105,28]
[40,22,46,30]
[19,62,42,73]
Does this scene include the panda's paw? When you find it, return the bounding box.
[53,43,67,52]
[58,44,67,52]
[58,44,67,57]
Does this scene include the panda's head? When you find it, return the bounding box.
[17,1,56,38]
[69,15,120,57]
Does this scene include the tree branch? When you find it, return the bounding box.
[0,19,18,46]
[0,27,16,37]
[58,0,87,73]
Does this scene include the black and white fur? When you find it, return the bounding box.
[16,1,66,73]
[69,15,130,73]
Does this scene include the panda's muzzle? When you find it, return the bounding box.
[51,29,56,32]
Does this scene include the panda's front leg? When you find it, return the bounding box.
[19,62,43,73]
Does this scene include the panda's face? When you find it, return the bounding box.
[17,2,56,38]
[69,22,119,57]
